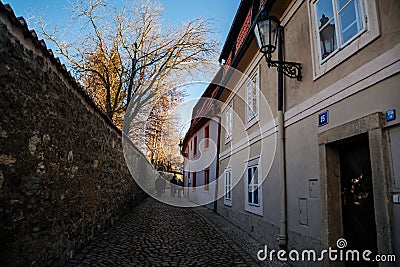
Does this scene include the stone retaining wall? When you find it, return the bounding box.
[0,3,146,266]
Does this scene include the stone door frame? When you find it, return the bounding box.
[318,112,393,266]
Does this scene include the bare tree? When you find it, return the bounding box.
[161,115,184,171]
[39,0,218,132]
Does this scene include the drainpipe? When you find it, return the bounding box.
[214,115,221,213]
[277,26,287,248]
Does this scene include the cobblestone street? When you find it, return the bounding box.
[67,197,263,266]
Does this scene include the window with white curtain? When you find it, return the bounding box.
[226,103,233,141]
[225,169,232,201]
[246,73,258,123]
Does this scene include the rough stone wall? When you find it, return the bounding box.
[0,4,146,266]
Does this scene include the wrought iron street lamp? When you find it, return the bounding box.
[254,9,302,81]
[254,7,303,248]
[178,140,187,157]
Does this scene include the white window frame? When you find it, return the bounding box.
[193,135,198,157]
[308,0,380,80]
[204,124,210,150]
[246,71,259,127]
[224,167,232,206]
[204,167,210,191]
[225,103,233,143]
[247,165,259,206]
[244,157,263,216]
[315,0,366,63]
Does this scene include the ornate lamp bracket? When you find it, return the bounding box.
[266,57,302,81]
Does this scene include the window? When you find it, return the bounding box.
[246,73,259,123]
[245,157,263,215]
[192,172,197,190]
[204,168,210,191]
[247,165,259,206]
[226,104,233,141]
[315,0,365,61]
[193,136,197,156]
[224,169,232,201]
[204,125,210,149]
[308,0,380,79]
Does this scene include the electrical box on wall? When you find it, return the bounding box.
[309,179,319,198]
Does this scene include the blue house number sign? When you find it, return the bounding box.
[386,109,396,122]
[318,111,329,127]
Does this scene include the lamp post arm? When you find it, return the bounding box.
[266,59,302,81]
[264,26,302,81]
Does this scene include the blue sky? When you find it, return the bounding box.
[159,0,240,43]
[6,0,241,135]
[6,0,240,56]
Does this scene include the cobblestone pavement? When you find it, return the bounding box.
[193,206,285,267]
[67,197,261,266]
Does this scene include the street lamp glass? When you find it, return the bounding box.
[254,15,279,55]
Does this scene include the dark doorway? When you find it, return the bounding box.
[339,135,378,266]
